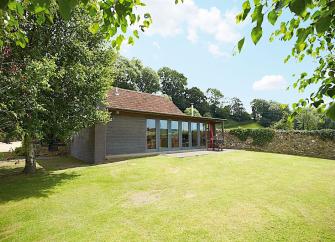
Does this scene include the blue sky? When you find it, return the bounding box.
[121,0,316,111]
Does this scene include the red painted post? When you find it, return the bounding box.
[209,122,214,150]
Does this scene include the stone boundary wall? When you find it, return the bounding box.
[224,130,335,160]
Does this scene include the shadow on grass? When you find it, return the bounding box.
[37,156,90,172]
[0,156,84,204]
[0,170,79,204]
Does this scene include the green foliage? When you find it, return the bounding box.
[250,129,275,146]
[0,0,154,50]
[272,113,294,130]
[185,87,209,115]
[112,57,160,93]
[229,128,251,141]
[294,108,322,130]
[251,99,289,127]
[158,67,188,111]
[229,97,251,122]
[0,8,114,170]
[236,0,335,120]
[184,107,201,117]
[229,128,275,146]
[206,88,225,118]
[315,129,335,141]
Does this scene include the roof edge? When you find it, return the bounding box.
[108,107,226,123]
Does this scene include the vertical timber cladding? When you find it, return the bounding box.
[106,115,146,155]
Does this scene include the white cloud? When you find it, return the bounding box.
[252,75,287,91]
[208,43,230,58]
[152,41,160,49]
[138,0,240,44]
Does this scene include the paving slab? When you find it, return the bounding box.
[163,149,237,158]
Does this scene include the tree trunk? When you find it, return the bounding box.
[23,134,36,174]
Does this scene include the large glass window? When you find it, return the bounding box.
[182,122,189,147]
[171,121,179,148]
[191,123,198,147]
[146,119,156,149]
[160,120,168,148]
[200,123,207,146]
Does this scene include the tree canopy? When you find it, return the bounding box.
[236,0,335,120]
[113,57,160,93]
[184,107,202,117]
[158,67,188,111]
[0,8,114,173]
[0,0,154,50]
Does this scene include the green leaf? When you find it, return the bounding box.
[16,3,24,16]
[133,30,139,38]
[128,36,134,45]
[251,5,263,25]
[251,26,262,44]
[241,0,251,20]
[7,1,16,10]
[315,15,331,34]
[121,24,127,33]
[267,9,278,25]
[289,0,307,16]
[237,37,245,52]
[88,23,99,34]
[0,0,9,9]
[57,0,78,20]
[326,103,335,120]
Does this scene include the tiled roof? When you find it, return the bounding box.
[106,88,186,116]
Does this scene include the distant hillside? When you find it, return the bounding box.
[224,119,263,129]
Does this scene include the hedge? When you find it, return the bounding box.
[228,128,334,146]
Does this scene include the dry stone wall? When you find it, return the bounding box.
[224,130,335,160]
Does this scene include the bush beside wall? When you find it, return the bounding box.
[224,129,335,160]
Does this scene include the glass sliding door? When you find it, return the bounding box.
[171,121,179,148]
[160,120,168,148]
[200,123,207,147]
[182,122,189,147]
[146,119,156,149]
[191,123,198,147]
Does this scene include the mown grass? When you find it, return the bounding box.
[225,119,263,129]
[0,151,334,241]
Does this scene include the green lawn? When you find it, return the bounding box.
[224,119,263,129]
[0,151,334,241]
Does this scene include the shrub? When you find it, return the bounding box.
[317,129,335,141]
[229,129,251,141]
[229,128,275,146]
[250,129,275,146]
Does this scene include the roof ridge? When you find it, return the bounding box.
[112,87,165,98]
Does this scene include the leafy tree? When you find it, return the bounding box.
[0,0,153,50]
[251,99,270,120]
[251,99,289,127]
[272,113,294,130]
[236,0,335,120]
[319,115,335,129]
[184,107,202,117]
[113,57,160,93]
[229,97,251,121]
[216,106,231,119]
[294,108,322,130]
[0,9,113,173]
[112,56,142,91]
[203,112,212,118]
[158,67,188,111]
[206,88,224,118]
[185,87,209,115]
[138,66,160,93]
